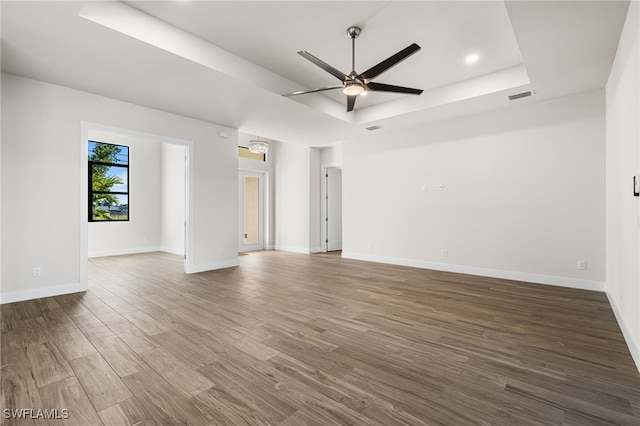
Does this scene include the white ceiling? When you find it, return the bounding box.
[1,1,629,147]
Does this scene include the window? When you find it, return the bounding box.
[238,146,265,162]
[88,141,129,221]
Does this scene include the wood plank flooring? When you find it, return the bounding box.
[2,251,639,425]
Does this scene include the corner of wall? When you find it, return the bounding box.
[604,0,640,374]
[186,258,239,274]
[607,290,640,372]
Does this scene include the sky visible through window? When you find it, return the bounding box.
[88,141,129,163]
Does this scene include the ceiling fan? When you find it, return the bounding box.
[283,26,423,112]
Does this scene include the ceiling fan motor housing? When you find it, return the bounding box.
[347,26,361,39]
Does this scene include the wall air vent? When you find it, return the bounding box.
[508,90,534,101]
[365,125,382,131]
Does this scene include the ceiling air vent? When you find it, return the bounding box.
[508,90,534,101]
[365,125,382,131]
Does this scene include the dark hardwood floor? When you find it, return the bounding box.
[2,250,639,425]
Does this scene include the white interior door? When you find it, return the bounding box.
[326,167,343,251]
[239,171,264,252]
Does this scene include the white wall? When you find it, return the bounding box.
[320,144,343,165]
[273,141,310,253]
[161,143,186,256]
[343,89,606,291]
[88,131,162,257]
[606,0,640,370]
[309,148,321,253]
[269,142,338,255]
[1,73,238,303]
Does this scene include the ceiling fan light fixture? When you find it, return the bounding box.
[465,53,480,64]
[248,139,269,154]
[343,81,365,96]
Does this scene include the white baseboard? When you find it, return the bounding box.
[161,246,185,256]
[1,282,82,304]
[88,246,161,258]
[186,259,239,274]
[607,291,640,373]
[341,252,605,292]
[274,245,313,254]
[309,246,323,254]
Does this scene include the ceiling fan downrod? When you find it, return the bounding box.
[347,26,361,75]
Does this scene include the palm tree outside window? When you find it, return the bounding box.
[88,141,129,221]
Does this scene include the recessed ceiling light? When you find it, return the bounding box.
[465,54,480,64]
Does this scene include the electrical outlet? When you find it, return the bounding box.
[32,267,41,277]
[219,248,224,254]
[577,260,587,270]
[369,242,374,249]
[442,249,448,257]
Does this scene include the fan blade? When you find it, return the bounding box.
[347,95,357,112]
[366,82,423,95]
[360,43,421,80]
[298,51,348,82]
[283,84,343,97]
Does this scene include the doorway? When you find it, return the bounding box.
[80,121,194,292]
[322,165,343,252]
[238,170,265,252]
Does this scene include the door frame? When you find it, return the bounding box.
[80,121,194,292]
[238,170,265,252]
[321,162,342,252]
